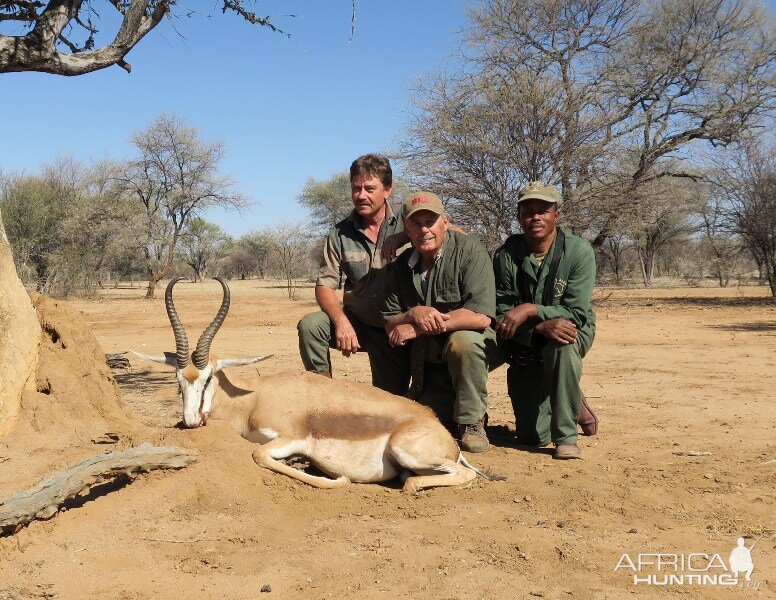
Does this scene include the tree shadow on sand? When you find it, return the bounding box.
[659,296,775,308]
[114,369,173,394]
[710,322,776,333]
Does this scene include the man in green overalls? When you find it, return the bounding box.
[493,182,597,459]
[382,191,497,453]
[297,154,411,395]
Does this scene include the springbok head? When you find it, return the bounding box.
[132,277,270,428]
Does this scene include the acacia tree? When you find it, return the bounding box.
[178,217,232,282]
[267,222,312,299]
[121,112,246,298]
[698,183,744,287]
[626,177,698,286]
[708,138,776,296]
[402,0,776,249]
[0,168,69,288]
[223,231,274,280]
[0,157,130,294]
[297,171,353,235]
[598,233,634,285]
[0,1,287,75]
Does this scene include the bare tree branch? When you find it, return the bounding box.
[401,0,776,250]
[0,0,292,75]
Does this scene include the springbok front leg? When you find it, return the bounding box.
[252,438,351,489]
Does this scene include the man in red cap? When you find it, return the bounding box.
[382,191,497,453]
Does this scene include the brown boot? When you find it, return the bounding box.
[459,416,489,453]
[578,391,598,436]
[553,443,582,460]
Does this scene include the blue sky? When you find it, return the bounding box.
[1,1,469,236]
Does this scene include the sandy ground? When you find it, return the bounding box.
[0,279,774,600]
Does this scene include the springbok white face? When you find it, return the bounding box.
[132,277,269,429]
[177,363,215,428]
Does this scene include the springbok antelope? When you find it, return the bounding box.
[133,277,501,493]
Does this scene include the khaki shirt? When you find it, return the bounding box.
[316,202,406,328]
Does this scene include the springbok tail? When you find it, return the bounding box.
[458,452,507,481]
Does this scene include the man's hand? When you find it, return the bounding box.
[534,318,577,345]
[496,303,538,339]
[380,231,410,262]
[406,306,450,334]
[388,323,418,347]
[334,318,361,357]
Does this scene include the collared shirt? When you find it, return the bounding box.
[492,230,597,347]
[407,248,442,298]
[381,230,496,321]
[316,201,407,328]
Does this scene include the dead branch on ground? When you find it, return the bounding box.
[0,443,198,535]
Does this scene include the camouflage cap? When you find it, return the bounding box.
[518,181,562,207]
[403,191,446,220]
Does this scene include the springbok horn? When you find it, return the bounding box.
[165,277,190,369]
[192,277,230,370]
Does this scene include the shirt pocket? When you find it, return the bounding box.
[434,286,461,309]
[342,250,370,283]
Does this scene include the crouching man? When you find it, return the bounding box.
[493,182,597,460]
[297,154,411,395]
[381,191,497,453]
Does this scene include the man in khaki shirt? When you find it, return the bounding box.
[297,154,411,395]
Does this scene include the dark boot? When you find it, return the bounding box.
[578,391,598,436]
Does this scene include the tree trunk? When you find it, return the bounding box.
[766,257,776,298]
[145,235,179,299]
[0,213,41,436]
[638,249,651,287]
[648,252,656,283]
[145,272,163,299]
[753,254,765,283]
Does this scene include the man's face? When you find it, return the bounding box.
[518,199,560,243]
[351,174,392,220]
[406,210,449,258]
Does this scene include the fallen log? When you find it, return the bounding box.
[0,443,198,535]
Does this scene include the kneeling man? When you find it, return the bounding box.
[297,154,410,395]
[493,182,596,459]
[382,192,497,453]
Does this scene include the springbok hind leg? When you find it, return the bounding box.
[401,463,477,493]
[390,422,477,493]
[252,438,350,489]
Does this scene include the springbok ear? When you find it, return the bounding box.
[130,350,179,366]
[213,355,273,372]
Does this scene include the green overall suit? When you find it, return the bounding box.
[493,229,596,446]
